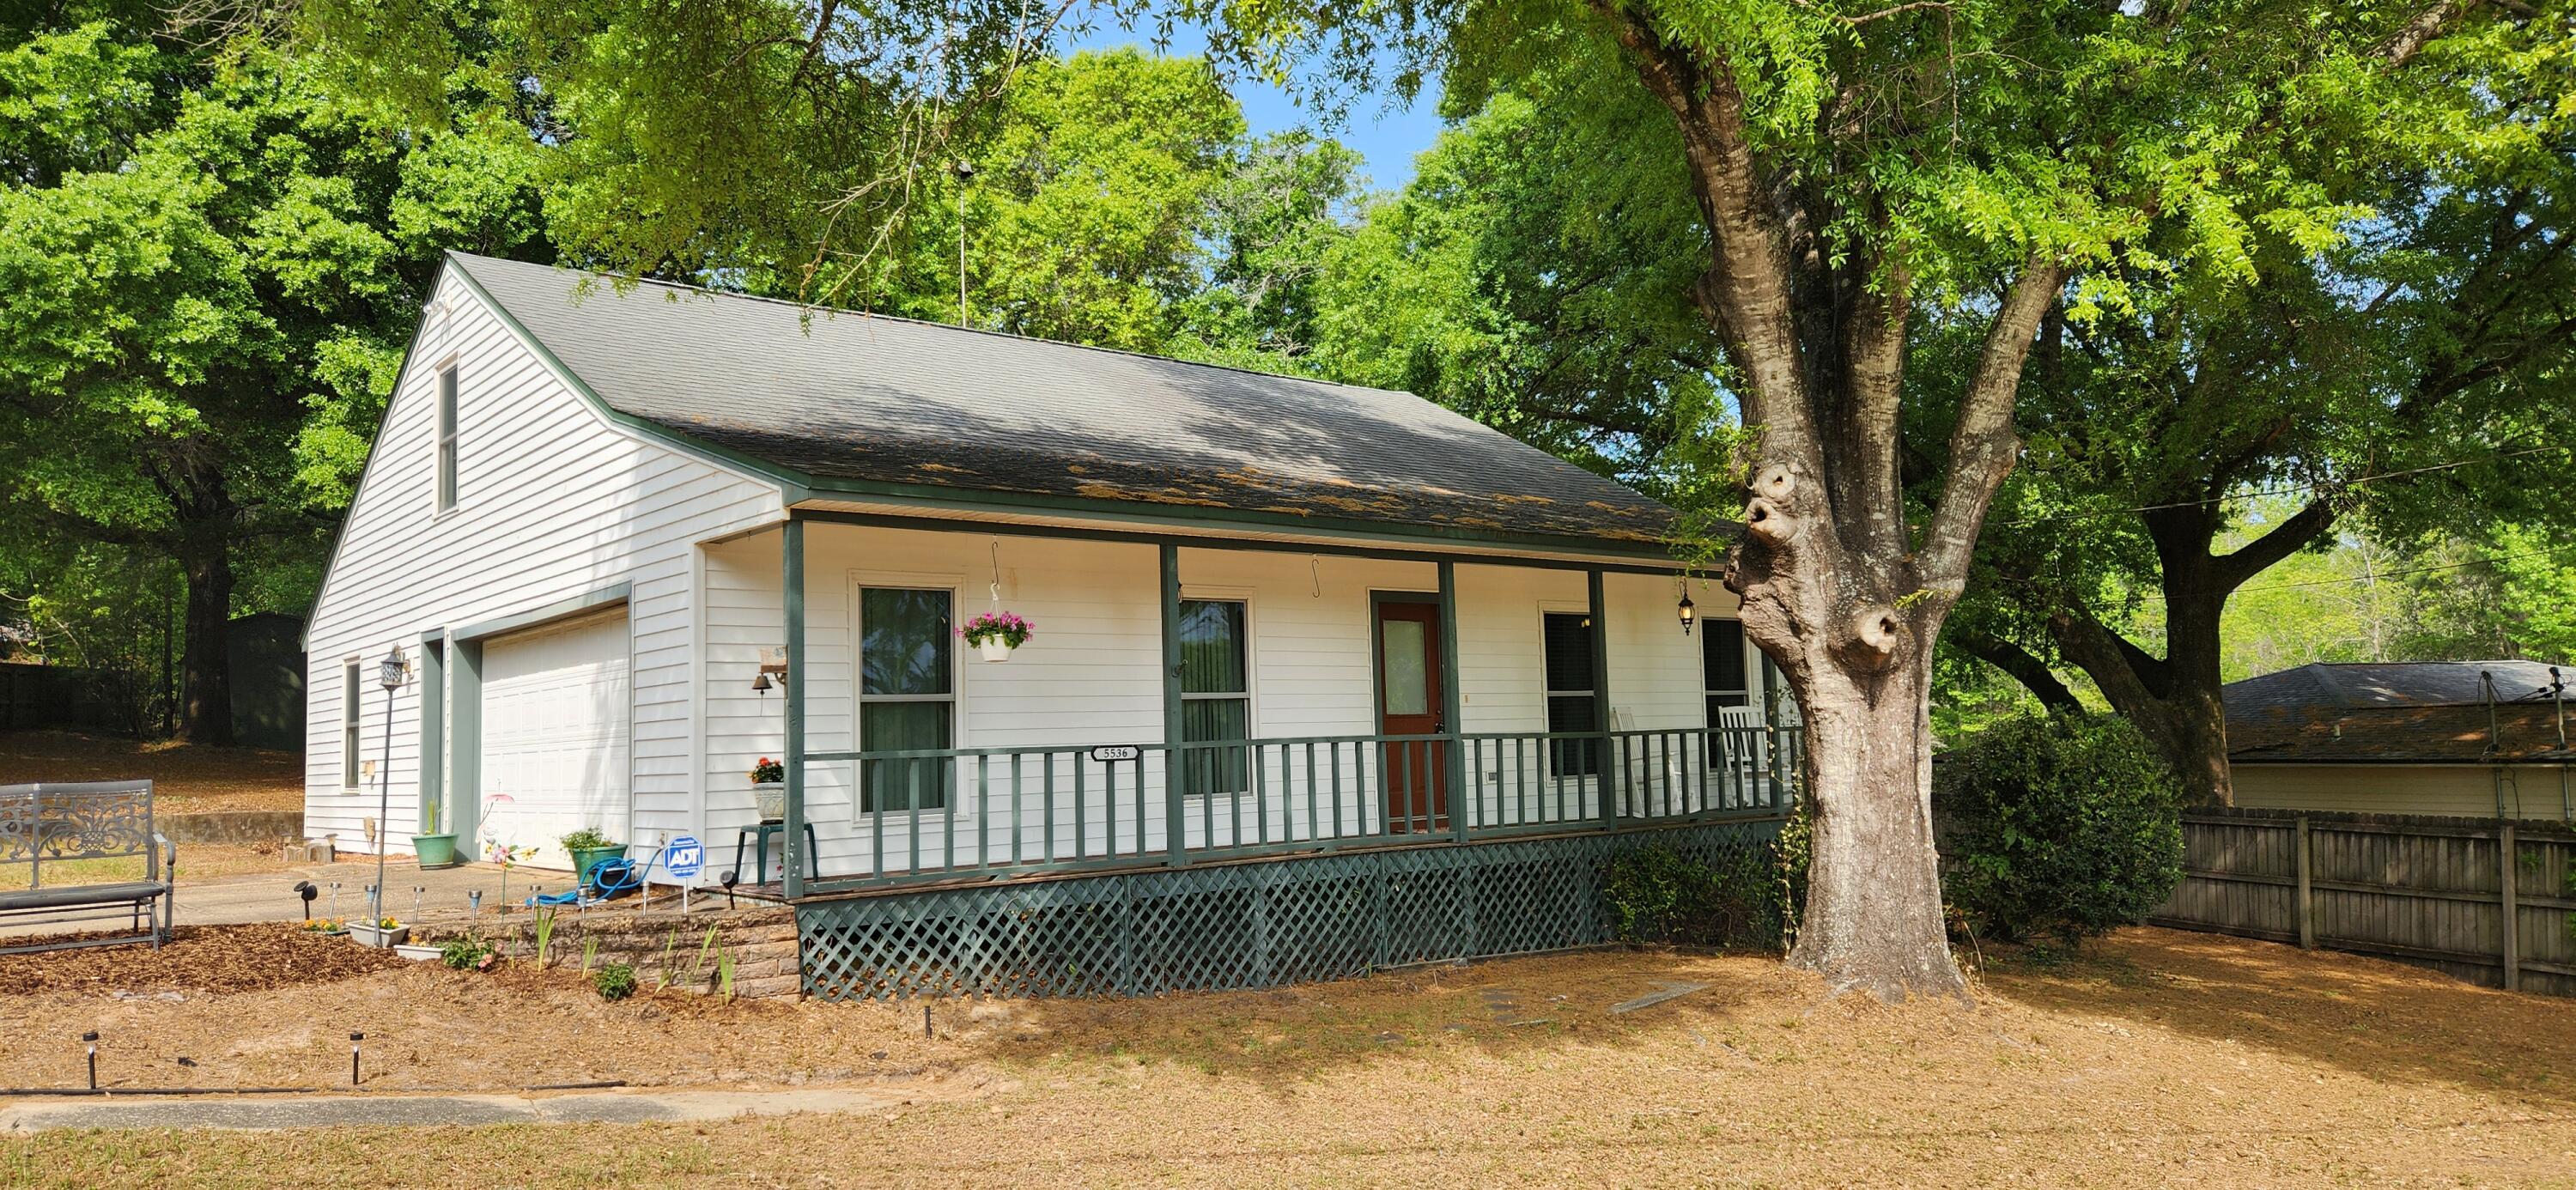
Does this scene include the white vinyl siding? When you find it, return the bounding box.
[302,267,783,859]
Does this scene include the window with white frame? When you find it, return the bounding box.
[858,586,953,811]
[434,364,459,512]
[1178,598,1249,795]
[1541,611,1601,777]
[340,659,361,790]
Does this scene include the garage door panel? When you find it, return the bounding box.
[482,610,629,871]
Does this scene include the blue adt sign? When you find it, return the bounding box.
[665,835,704,880]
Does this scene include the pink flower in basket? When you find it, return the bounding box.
[958,611,1033,650]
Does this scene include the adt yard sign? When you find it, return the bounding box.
[665,835,704,880]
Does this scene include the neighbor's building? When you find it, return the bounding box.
[2227,660,2575,820]
[301,254,1796,995]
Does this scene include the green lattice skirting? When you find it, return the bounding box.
[793,818,1783,1000]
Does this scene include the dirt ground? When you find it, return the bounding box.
[0,731,303,813]
[4,926,2576,1186]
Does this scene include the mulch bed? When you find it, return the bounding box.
[0,923,405,996]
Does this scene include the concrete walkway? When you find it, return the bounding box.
[0,1087,898,1132]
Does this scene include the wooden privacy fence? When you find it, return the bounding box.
[2150,807,2576,997]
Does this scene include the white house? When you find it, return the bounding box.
[303,253,1795,995]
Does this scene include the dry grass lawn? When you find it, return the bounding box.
[0,730,302,813]
[4,926,2575,1187]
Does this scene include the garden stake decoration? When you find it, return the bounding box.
[81,1032,97,1090]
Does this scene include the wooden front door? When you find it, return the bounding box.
[1375,598,1449,832]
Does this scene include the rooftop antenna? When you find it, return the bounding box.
[2485,669,2507,817]
[952,159,975,326]
[2554,666,2568,822]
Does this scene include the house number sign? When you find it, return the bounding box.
[1089,745,1141,763]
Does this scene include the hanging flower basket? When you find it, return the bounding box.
[960,611,1033,662]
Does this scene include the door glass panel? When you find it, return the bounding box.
[1381,617,1428,716]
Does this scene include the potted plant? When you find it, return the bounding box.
[959,610,1033,662]
[349,915,409,948]
[412,799,459,870]
[562,828,627,884]
[750,756,786,822]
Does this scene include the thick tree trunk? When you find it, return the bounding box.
[177,542,235,747]
[1785,657,1962,999]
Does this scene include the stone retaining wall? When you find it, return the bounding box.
[410,907,803,1000]
[163,810,305,846]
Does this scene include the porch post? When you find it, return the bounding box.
[783,518,808,899]
[1160,543,1187,865]
[1437,561,1467,842]
[1589,568,1613,827]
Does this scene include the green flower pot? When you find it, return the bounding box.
[568,843,628,885]
[412,833,459,870]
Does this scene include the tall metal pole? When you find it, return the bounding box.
[374,673,395,924]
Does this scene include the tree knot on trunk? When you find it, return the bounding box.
[1743,496,1799,547]
[1836,604,1911,671]
[1751,463,1795,504]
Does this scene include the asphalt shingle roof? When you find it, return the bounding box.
[2225,660,2576,764]
[453,253,1682,549]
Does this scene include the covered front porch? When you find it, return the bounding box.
[721,510,1801,903]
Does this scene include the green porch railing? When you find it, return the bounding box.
[796,724,1802,891]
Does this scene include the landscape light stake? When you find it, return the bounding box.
[349,1033,363,1087]
[81,1032,97,1090]
[328,881,341,920]
[412,886,424,924]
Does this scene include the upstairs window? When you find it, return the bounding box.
[1542,612,1601,777]
[435,365,459,512]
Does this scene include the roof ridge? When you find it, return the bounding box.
[446,251,1424,404]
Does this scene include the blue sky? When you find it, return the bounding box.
[1058,19,1446,191]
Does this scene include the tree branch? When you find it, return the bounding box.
[1917,254,2063,592]
[2212,494,2337,592]
[1950,625,2083,713]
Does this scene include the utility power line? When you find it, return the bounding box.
[2000,441,2573,527]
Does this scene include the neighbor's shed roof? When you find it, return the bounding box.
[2225,660,2576,765]
[450,253,1683,551]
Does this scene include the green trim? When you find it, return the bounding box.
[416,639,444,835]
[1588,569,1612,828]
[795,510,1684,574]
[450,637,483,851]
[447,255,1696,565]
[1159,543,1186,865]
[783,519,808,900]
[450,581,632,643]
[1437,562,1466,844]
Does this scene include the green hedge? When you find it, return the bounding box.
[1932,713,2185,945]
[1601,815,1808,950]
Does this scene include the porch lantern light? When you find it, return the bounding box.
[1678,592,1697,635]
[371,644,409,927]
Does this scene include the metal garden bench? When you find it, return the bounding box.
[0,780,176,955]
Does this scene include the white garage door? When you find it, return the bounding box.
[481,608,629,871]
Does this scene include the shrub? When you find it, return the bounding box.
[1933,713,2185,945]
[592,962,638,1001]
[1601,829,1801,950]
[561,828,615,852]
[439,935,495,971]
